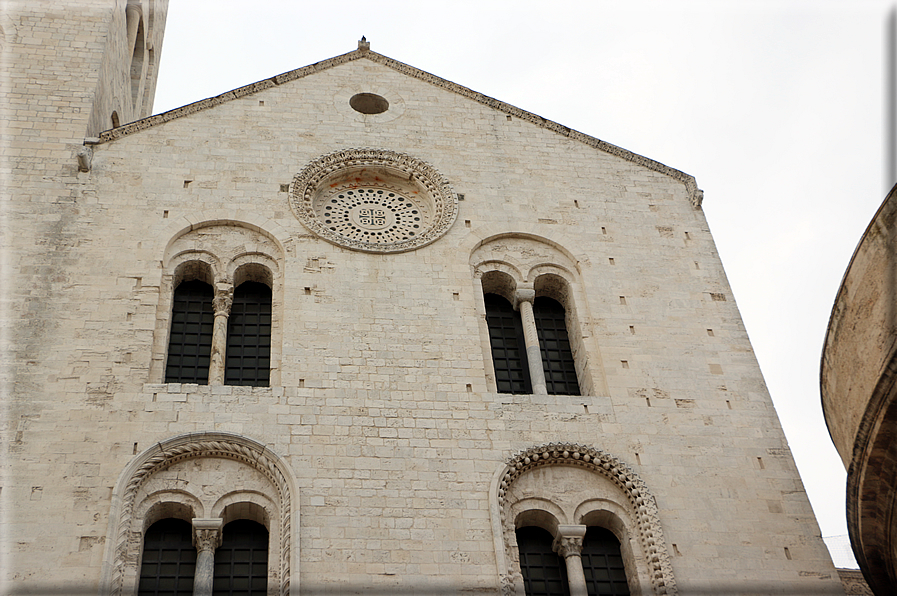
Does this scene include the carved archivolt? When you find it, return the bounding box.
[289,148,459,253]
[103,433,297,596]
[496,442,678,596]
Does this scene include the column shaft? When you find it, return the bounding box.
[518,299,547,395]
[208,286,233,385]
[554,525,588,596]
[192,519,223,596]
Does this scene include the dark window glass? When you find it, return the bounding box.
[138,518,196,596]
[213,520,268,596]
[582,527,629,596]
[533,297,580,395]
[516,526,570,596]
[225,282,272,387]
[165,280,214,384]
[484,293,532,394]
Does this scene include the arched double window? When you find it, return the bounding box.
[137,518,268,596]
[482,283,581,396]
[165,278,272,386]
[515,525,630,596]
[155,221,284,386]
[104,433,296,596]
[493,443,679,596]
[471,234,599,396]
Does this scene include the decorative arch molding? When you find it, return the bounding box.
[491,442,678,596]
[469,232,581,279]
[162,220,285,272]
[160,216,290,262]
[100,432,299,596]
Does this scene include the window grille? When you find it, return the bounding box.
[213,520,268,596]
[225,282,272,387]
[138,519,197,596]
[516,526,570,596]
[484,293,532,394]
[581,527,630,596]
[165,280,214,384]
[534,297,580,395]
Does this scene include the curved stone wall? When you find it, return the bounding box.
[822,184,897,594]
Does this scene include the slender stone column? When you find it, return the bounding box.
[192,518,223,596]
[554,525,588,596]
[208,284,233,385]
[515,286,547,395]
[125,4,141,57]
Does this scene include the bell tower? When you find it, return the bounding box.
[86,0,169,135]
[2,0,168,142]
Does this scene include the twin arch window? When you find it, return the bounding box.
[138,518,268,596]
[165,280,272,386]
[516,526,629,596]
[485,294,581,395]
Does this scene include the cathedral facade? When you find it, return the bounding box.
[3,2,844,594]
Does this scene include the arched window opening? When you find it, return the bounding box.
[138,518,196,596]
[533,297,580,395]
[485,293,531,394]
[225,282,272,386]
[165,280,214,384]
[516,526,570,596]
[582,527,629,596]
[111,110,120,129]
[213,519,269,596]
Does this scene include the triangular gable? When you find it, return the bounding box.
[93,45,702,207]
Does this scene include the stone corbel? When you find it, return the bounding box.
[77,145,93,172]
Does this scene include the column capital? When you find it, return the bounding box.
[553,524,587,558]
[212,283,234,316]
[192,518,223,553]
[513,284,536,308]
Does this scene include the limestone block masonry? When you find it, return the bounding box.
[3,6,843,594]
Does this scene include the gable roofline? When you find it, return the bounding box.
[94,47,703,208]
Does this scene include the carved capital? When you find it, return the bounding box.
[212,284,233,316]
[192,518,223,553]
[553,525,586,558]
[514,285,535,307]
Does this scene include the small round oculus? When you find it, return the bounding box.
[290,149,458,253]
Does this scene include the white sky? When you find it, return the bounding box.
[152,0,895,568]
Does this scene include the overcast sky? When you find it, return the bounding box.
[151,0,894,568]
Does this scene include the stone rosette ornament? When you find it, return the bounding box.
[290,148,459,253]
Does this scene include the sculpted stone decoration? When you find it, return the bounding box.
[193,527,222,552]
[108,434,293,596]
[290,148,459,253]
[498,442,678,596]
[553,535,584,558]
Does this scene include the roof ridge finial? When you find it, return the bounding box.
[358,36,370,51]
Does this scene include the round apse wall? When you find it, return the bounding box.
[289,148,459,253]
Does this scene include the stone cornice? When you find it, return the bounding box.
[94,48,702,208]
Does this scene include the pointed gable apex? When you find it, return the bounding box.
[94,44,702,207]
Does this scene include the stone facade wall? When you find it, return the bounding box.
[4,18,844,594]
